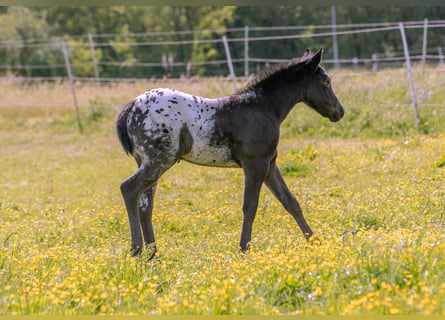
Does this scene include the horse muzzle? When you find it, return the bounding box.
[329,104,345,122]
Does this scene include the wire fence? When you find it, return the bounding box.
[1,19,445,130]
[1,19,445,81]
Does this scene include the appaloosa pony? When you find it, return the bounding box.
[116,48,344,258]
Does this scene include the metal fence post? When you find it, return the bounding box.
[88,33,100,81]
[372,53,378,72]
[439,47,444,65]
[186,60,192,78]
[222,36,237,92]
[244,25,249,78]
[62,40,83,132]
[399,23,419,125]
[331,6,339,69]
[352,57,359,70]
[422,18,428,74]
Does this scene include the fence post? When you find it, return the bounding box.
[372,53,378,72]
[352,57,359,70]
[331,6,339,69]
[438,46,444,65]
[422,18,428,74]
[62,40,83,132]
[222,36,237,92]
[186,60,192,78]
[399,23,419,125]
[88,33,100,81]
[244,25,249,78]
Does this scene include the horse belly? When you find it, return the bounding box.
[182,141,239,168]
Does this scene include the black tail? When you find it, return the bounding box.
[116,101,135,156]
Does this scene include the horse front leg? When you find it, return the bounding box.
[264,161,313,240]
[139,183,157,260]
[239,157,270,252]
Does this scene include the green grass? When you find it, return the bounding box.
[0,70,444,315]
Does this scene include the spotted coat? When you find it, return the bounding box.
[116,48,345,258]
[126,87,258,169]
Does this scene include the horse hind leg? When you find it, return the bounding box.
[120,165,153,256]
[121,124,190,257]
[139,183,157,260]
[120,160,172,257]
[133,152,158,259]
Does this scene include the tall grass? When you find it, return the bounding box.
[0,67,444,315]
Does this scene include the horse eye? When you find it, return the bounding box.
[321,79,330,87]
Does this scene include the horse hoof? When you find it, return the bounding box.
[130,246,143,257]
[144,243,157,261]
[146,248,157,261]
[146,251,157,261]
[239,243,251,254]
[308,235,322,246]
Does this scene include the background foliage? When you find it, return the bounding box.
[0,6,445,78]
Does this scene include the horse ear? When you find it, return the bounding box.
[303,48,311,57]
[306,47,323,69]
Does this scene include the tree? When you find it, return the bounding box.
[0,7,60,77]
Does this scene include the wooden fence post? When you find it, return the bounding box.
[62,40,83,132]
[399,23,419,126]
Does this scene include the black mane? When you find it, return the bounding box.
[236,55,311,94]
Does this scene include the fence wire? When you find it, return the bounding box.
[0,19,445,114]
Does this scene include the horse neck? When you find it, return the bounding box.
[260,79,306,123]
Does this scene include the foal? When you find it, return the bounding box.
[116,48,344,258]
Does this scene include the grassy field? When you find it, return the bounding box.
[0,68,445,315]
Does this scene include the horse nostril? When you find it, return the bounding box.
[330,106,344,122]
[336,105,344,118]
[339,107,345,118]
